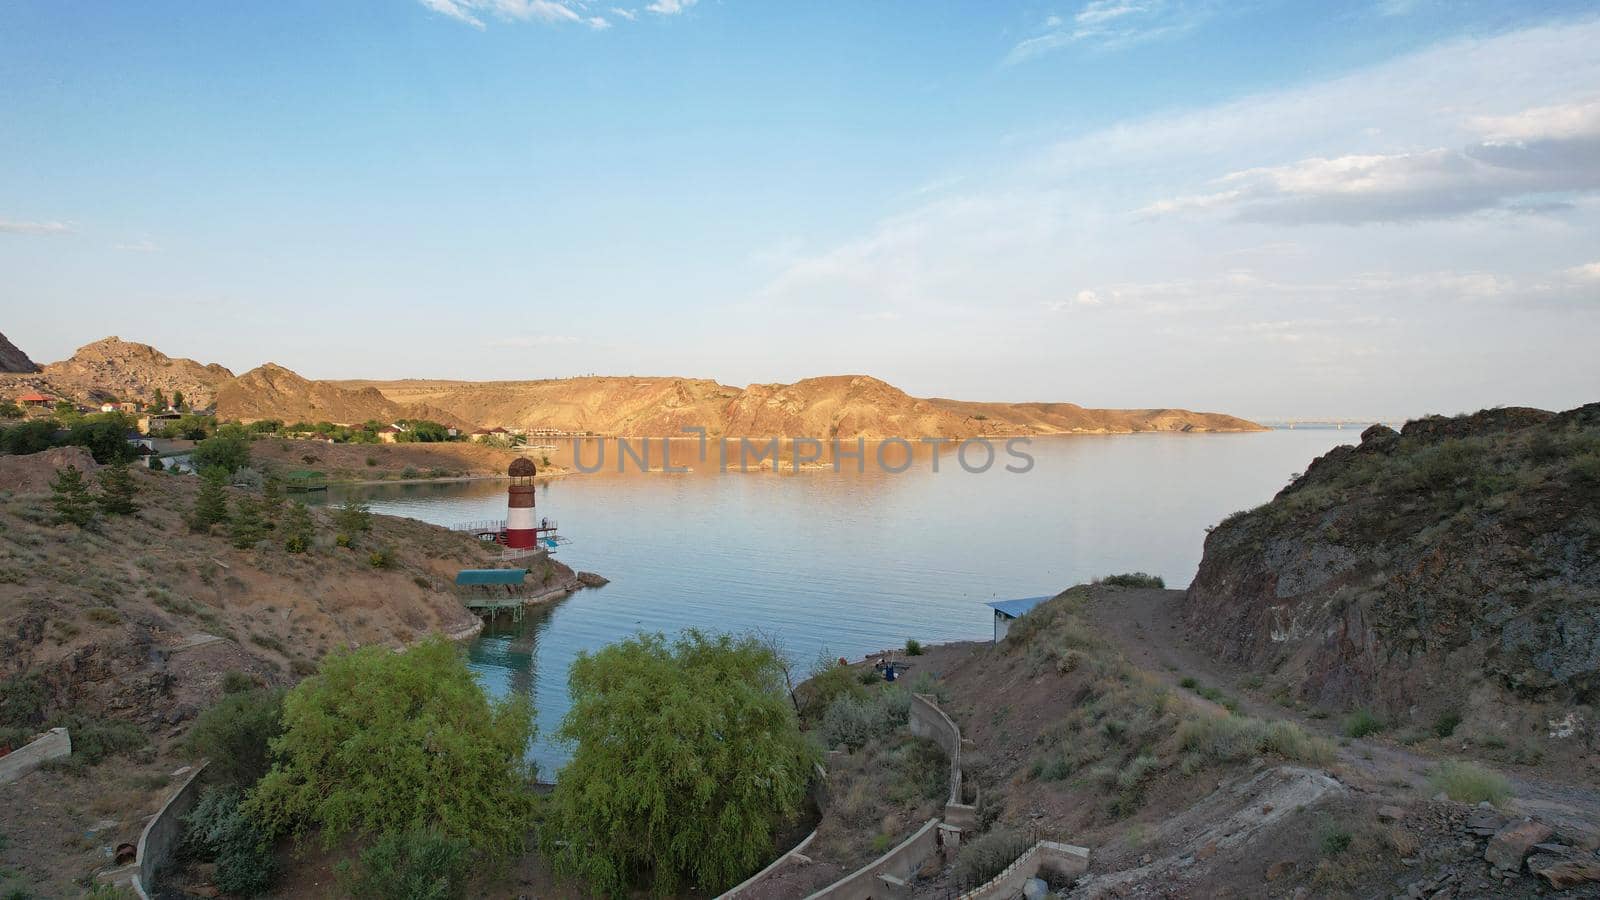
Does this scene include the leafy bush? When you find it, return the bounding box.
[46,713,146,765]
[369,547,396,569]
[181,786,276,896]
[953,828,1035,888]
[1098,572,1165,589]
[544,630,816,897]
[1427,760,1511,805]
[904,638,924,656]
[246,638,534,856]
[799,656,864,721]
[1319,823,1353,855]
[339,827,472,900]
[820,689,910,751]
[1342,709,1385,738]
[186,688,285,788]
[222,671,258,694]
[1433,710,1462,738]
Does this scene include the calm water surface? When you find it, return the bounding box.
[316,429,1352,774]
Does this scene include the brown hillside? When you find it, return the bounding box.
[40,336,234,406]
[214,363,471,428]
[926,397,1266,433]
[0,330,38,373]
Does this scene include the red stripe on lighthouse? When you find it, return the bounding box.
[506,484,537,549]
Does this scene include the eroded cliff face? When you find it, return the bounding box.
[1184,404,1600,723]
[0,331,38,373]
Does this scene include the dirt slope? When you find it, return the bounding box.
[0,330,38,373]
[214,363,412,425]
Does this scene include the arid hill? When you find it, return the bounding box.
[334,373,1265,438]
[1184,404,1600,755]
[34,336,234,407]
[4,335,1262,437]
[0,331,38,373]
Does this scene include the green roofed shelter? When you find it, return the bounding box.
[455,569,526,587]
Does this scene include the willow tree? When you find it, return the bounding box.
[545,630,817,897]
[245,637,535,857]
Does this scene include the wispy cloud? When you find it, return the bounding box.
[645,0,695,14]
[0,218,73,236]
[417,0,612,30]
[488,334,582,348]
[610,6,636,20]
[1006,1,1208,64]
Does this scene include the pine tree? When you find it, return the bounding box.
[334,498,373,546]
[172,390,187,412]
[229,496,266,549]
[151,388,169,411]
[96,461,140,515]
[283,501,315,553]
[190,466,230,532]
[50,464,98,528]
[261,473,284,526]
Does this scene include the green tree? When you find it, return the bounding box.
[245,638,535,856]
[229,495,267,549]
[283,501,315,553]
[545,630,817,896]
[0,400,22,419]
[50,464,99,528]
[172,389,187,411]
[190,466,231,532]
[151,387,169,411]
[2,418,60,454]
[96,461,140,515]
[192,432,252,474]
[186,688,286,788]
[334,498,373,540]
[66,416,135,464]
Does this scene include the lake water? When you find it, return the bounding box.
[314,429,1353,774]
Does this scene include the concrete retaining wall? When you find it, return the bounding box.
[907,694,976,827]
[803,817,941,900]
[0,727,70,784]
[132,762,209,900]
[957,841,1090,900]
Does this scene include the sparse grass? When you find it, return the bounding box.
[1427,760,1512,806]
[249,633,287,654]
[85,607,122,627]
[1177,714,1336,766]
[1342,708,1385,738]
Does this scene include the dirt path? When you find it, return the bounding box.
[1084,587,1600,841]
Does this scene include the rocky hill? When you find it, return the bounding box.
[3,334,1262,437]
[0,331,38,373]
[1184,404,1600,744]
[39,336,234,406]
[335,373,1264,438]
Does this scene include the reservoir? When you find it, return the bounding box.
[316,429,1353,774]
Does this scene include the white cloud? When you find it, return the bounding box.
[0,218,73,235]
[1143,97,1600,224]
[610,6,636,20]
[645,0,695,14]
[1567,261,1600,281]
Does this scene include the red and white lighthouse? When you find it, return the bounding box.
[505,457,540,550]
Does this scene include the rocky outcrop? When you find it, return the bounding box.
[1184,404,1600,725]
[0,331,38,373]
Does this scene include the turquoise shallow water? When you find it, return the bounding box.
[315,429,1352,774]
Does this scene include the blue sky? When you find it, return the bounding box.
[2,0,1597,418]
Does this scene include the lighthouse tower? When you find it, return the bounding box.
[505,458,539,550]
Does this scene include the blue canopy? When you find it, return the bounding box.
[455,569,526,586]
[985,595,1054,618]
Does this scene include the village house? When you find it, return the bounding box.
[16,392,56,409]
[985,595,1052,642]
[376,425,403,443]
